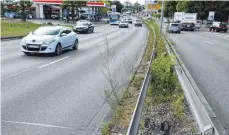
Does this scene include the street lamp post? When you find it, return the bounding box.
[159,0,164,33]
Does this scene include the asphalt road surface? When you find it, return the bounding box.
[168,29,229,133]
[1,24,148,135]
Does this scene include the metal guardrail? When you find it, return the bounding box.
[126,21,156,135]
[162,31,227,135]
[127,20,228,135]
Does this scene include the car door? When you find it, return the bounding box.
[60,29,71,48]
[67,28,76,46]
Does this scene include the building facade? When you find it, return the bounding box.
[32,0,110,19]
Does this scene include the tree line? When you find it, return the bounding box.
[164,1,229,21]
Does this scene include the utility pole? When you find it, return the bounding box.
[159,0,164,33]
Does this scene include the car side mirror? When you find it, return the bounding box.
[61,33,67,37]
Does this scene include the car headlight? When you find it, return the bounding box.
[43,39,56,45]
[21,39,26,45]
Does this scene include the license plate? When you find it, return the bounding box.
[187,25,190,27]
[29,45,39,48]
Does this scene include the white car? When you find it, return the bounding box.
[21,26,78,56]
[119,20,129,28]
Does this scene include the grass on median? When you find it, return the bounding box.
[1,19,73,38]
[139,20,196,134]
[1,19,43,38]
[145,20,185,118]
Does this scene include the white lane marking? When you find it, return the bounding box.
[1,52,6,55]
[2,120,71,129]
[1,67,36,80]
[98,42,105,45]
[204,32,228,38]
[205,41,214,44]
[38,56,69,69]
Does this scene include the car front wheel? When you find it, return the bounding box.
[55,44,62,56]
[73,40,78,50]
[224,29,227,33]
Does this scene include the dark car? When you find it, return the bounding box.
[167,23,181,33]
[209,22,227,32]
[74,21,94,33]
[135,19,142,27]
[180,22,195,31]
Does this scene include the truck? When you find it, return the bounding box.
[173,12,200,30]
[173,12,185,23]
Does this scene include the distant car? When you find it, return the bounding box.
[127,18,133,24]
[180,22,195,31]
[21,26,78,56]
[119,20,129,28]
[195,20,201,29]
[164,19,170,23]
[51,13,59,19]
[79,13,88,20]
[77,20,89,22]
[74,21,94,33]
[134,19,142,27]
[209,22,227,32]
[167,23,181,33]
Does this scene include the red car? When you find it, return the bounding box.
[209,22,228,32]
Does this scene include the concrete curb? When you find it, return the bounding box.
[1,36,25,40]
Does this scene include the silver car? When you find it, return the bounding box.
[21,26,78,56]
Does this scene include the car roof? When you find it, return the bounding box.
[78,20,89,22]
[38,26,71,30]
[170,23,179,25]
[39,26,65,29]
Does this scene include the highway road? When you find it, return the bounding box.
[1,24,148,135]
[168,29,229,133]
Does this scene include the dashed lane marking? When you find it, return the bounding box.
[2,120,72,129]
[205,41,214,44]
[38,56,69,69]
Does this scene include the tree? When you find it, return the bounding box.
[123,0,132,8]
[16,0,32,21]
[176,1,189,12]
[164,1,177,17]
[108,0,123,13]
[163,1,229,21]
[62,0,86,22]
[133,2,141,13]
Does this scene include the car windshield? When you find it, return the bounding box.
[33,27,61,35]
[171,24,179,26]
[110,14,119,19]
[77,22,89,26]
[136,20,141,22]
[121,21,127,23]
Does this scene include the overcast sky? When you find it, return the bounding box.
[119,0,145,5]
